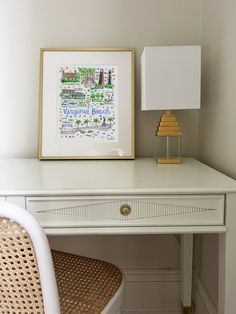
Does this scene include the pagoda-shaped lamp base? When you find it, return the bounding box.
[155,110,182,164]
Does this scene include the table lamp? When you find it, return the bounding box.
[141,46,201,164]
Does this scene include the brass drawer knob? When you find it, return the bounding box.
[120,204,131,216]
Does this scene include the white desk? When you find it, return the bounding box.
[1,158,236,313]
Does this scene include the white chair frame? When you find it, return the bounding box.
[0,201,61,313]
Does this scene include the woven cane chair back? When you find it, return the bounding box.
[0,217,45,313]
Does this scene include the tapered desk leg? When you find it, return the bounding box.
[218,193,236,314]
[181,234,193,314]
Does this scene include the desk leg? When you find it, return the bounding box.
[218,193,236,314]
[181,234,193,314]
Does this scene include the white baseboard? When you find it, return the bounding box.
[123,268,181,282]
[193,270,218,314]
[122,268,219,314]
[121,268,181,314]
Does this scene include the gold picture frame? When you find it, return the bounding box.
[38,48,135,160]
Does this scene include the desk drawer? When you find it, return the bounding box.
[26,195,224,228]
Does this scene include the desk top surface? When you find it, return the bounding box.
[0,158,236,195]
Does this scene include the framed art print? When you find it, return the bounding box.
[38,48,134,160]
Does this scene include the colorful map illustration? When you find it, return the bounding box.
[58,65,118,142]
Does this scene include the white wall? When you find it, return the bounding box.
[0,0,201,158]
[200,0,236,177]
[196,0,236,311]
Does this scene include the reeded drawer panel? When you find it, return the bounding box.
[26,195,225,228]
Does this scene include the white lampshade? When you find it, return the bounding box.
[141,46,201,110]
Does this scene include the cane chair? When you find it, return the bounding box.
[0,201,124,314]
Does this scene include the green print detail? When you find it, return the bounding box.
[58,65,118,142]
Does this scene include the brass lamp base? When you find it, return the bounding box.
[156,110,182,164]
